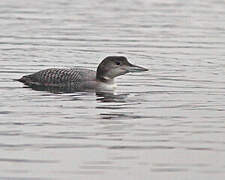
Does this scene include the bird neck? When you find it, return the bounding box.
[96,64,113,83]
[96,75,114,84]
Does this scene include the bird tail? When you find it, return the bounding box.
[14,75,32,84]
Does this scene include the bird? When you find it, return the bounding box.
[17,56,148,92]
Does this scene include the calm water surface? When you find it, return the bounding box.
[0,0,225,179]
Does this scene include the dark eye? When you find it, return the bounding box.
[116,61,121,65]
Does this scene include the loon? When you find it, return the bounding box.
[17,56,148,92]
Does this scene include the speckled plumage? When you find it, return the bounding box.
[19,68,96,89]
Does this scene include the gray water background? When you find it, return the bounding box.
[0,0,225,179]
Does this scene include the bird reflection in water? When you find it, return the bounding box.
[25,84,129,103]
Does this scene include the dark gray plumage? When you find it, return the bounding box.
[19,68,96,88]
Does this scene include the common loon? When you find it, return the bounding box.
[17,56,148,92]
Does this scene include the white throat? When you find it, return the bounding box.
[97,79,117,91]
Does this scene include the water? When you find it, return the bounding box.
[0,0,225,179]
